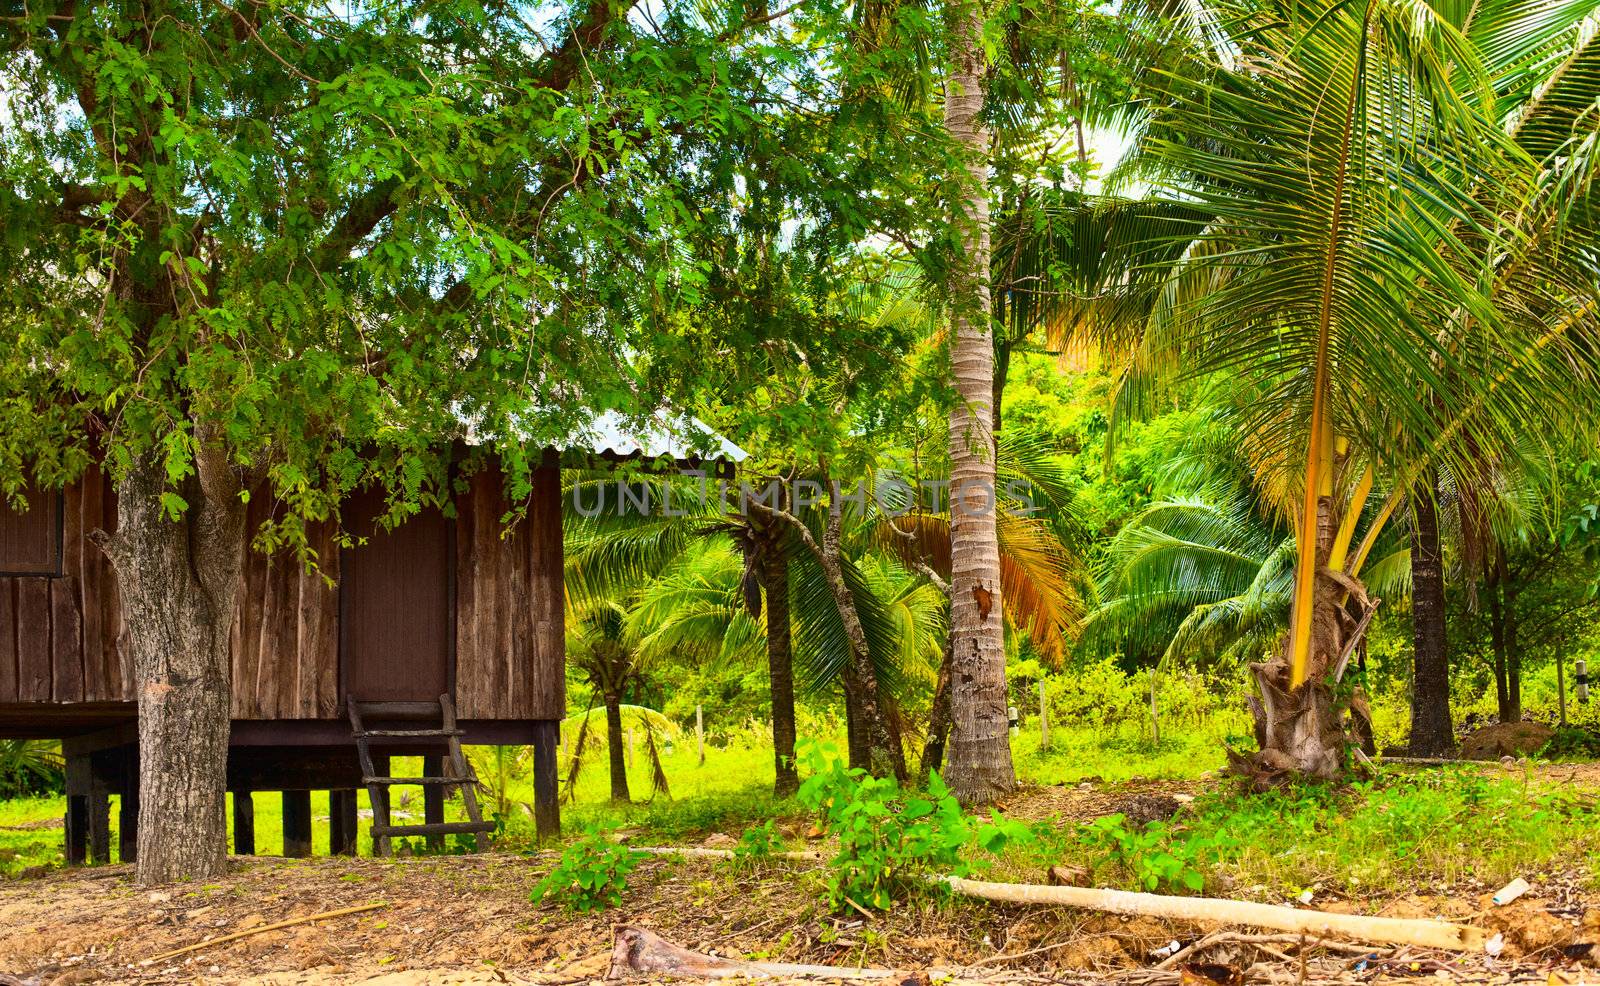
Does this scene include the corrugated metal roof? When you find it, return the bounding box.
[569,410,748,463]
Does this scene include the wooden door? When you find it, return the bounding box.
[341,490,453,703]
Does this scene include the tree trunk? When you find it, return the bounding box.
[97,445,245,885]
[1408,471,1454,756]
[1501,559,1522,722]
[919,639,954,782]
[941,0,1015,806]
[761,497,902,779]
[604,690,631,804]
[842,681,867,771]
[992,336,1012,432]
[1486,554,1513,722]
[1235,494,1371,788]
[761,546,798,797]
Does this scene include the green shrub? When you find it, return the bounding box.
[1079,813,1234,893]
[729,819,782,873]
[795,743,1030,911]
[530,829,645,913]
[1543,726,1600,760]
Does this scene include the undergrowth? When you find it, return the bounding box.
[1032,767,1600,900]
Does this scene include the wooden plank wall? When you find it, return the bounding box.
[229,496,340,719]
[3,465,564,722]
[455,464,565,721]
[0,467,125,703]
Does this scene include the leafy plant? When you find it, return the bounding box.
[1541,727,1600,761]
[795,742,1029,910]
[729,819,783,873]
[1079,813,1231,893]
[0,741,64,799]
[530,829,645,913]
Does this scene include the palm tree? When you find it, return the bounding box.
[566,599,649,804]
[567,472,808,794]
[0,740,65,797]
[1083,490,1412,746]
[1075,0,1600,782]
[936,0,1015,805]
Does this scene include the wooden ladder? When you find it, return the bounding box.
[346,694,494,857]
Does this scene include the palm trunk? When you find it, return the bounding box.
[941,0,1014,805]
[97,446,245,884]
[604,690,631,804]
[1408,470,1454,755]
[843,682,867,771]
[761,547,798,796]
[1236,493,1371,787]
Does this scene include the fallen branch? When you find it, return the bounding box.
[609,925,898,980]
[1154,931,1378,970]
[143,901,389,964]
[940,877,1485,951]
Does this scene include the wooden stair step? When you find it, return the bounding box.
[352,701,441,719]
[355,728,464,739]
[363,775,465,786]
[370,820,495,838]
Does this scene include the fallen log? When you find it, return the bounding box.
[609,925,898,980]
[627,847,1485,952]
[940,876,1485,951]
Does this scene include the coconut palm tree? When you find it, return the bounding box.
[1064,0,1600,782]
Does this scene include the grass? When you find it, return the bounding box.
[1012,722,1238,785]
[0,796,65,875]
[6,719,1598,908]
[1001,764,1600,902]
[0,756,476,875]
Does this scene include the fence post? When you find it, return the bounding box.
[696,705,705,764]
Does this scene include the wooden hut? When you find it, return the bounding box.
[0,455,568,860]
[1,413,743,862]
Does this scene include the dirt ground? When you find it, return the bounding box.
[3,779,1599,986]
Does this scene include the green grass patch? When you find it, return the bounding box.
[1017,766,1600,900]
[0,756,478,874]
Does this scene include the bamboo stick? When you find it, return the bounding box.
[940,876,1484,951]
[143,902,389,964]
[632,849,1483,952]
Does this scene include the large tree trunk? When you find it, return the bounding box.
[603,689,631,804]
[1408,471,1454,756]
[941,0,1015,805]
[96,444,246,884]
[1235,494,1372,788]
[761,546,798,797]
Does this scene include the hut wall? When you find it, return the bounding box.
[229,498,341,719]
[0,467,125,704]
[454,464,565,721]
[1,465,563,722]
